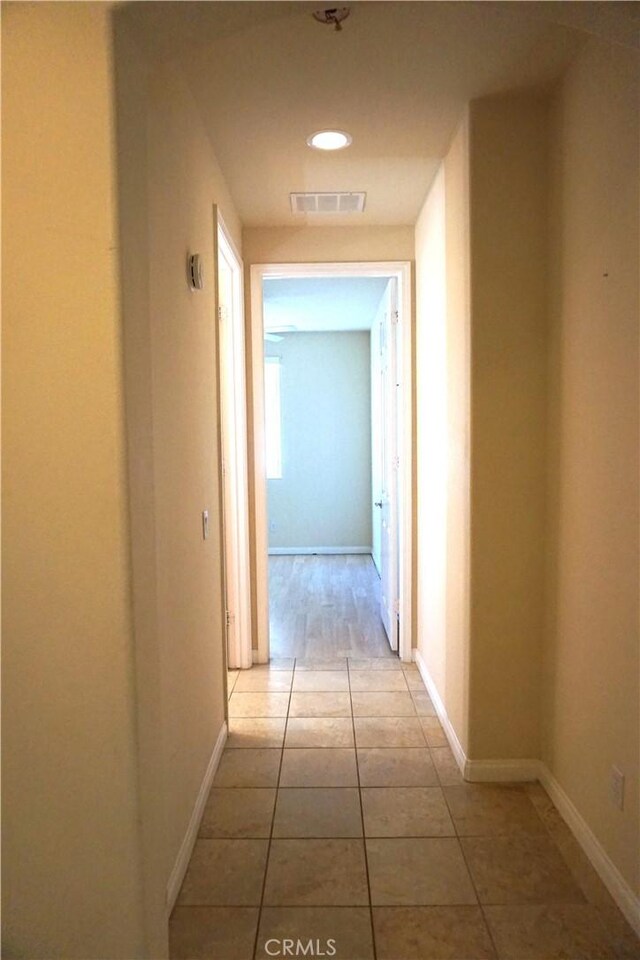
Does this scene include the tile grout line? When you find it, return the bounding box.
[348,657,378,960]
[439,774,501,959]
[251,657,295,960]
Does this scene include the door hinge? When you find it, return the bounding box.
[394,455,400,470]
[391,309,399,325]
[226,610,235,628]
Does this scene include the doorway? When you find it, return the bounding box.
[216,214,252,669]
[250,261,412,663]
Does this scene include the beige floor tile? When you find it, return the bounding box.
[461,835,586,905]
[431,746,464,784]
[596,904,640,958]
[525,783,621,910]
[484,903,638,959]
[177,839,268,905]
[444,783,546,836]
[169,906,259,960]
[280,748,358,787]
[292,671,350,692]
[349,672,409,692]
[264,839,369,906]
[267,658,295,670]
[288,691,352,718]
[373,906,496,959]
[420,717,448,747]
[227,718,286,749]
[227,671,240,699]
[357,747,438,786]
[404,671,427,691]
[367,838,477,905]
[296,658,348,671]
[349,658,402,670]
[257,907,374,959]
[354,717,426,748]
[352,691,416,717]
[233,670,293,693]
[273,787,362,837]
[199,788,276,838]
[229,692,290,718]
[213,748,281,787]
[411,691,437,716]
[285,718,354,748]
[362,787,455,837]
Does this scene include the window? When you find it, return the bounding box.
[264,357,282,479]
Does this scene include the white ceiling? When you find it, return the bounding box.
[124,1,638,227]
[264,276,388,332]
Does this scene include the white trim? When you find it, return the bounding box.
[250,260,413,664]
[268,546,372,556]
[413,648,467,774]
[413,649,640,936]
[465,757,542,782]
[217,214,252,670]
[166,721,227,911]
[539,764,640,937]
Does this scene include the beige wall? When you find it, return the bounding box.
[467,94,549,760]
[443,118,471,747]
[415,167,449,704]
[243,225,414,265]
[544,38,639,896]
[415,118,470,751]
[114,6,243,950]
[2,4,146,957]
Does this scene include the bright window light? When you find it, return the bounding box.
[264,357,282,480]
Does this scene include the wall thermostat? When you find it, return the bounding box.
[187,253,204,290]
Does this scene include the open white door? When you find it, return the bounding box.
[217,216,252,669]
[378,280,399,651]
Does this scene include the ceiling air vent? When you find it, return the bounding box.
[290,191,366,214]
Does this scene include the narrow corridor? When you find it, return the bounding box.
[169,659,639,959]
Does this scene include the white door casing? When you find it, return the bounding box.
[217,216,252,670]
[250,261,413,663]
[378,280,399,651]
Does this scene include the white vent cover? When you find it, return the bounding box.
[290,191,366,214]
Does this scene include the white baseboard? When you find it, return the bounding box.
[412,646,640,936]
[268,546,372,556]
[465,757,542,782]
[166,721,227,911]
[538,764,640,937]
[413,648,467,774]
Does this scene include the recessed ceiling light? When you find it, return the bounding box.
[307,130,352,151]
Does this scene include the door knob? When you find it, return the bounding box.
[374,501,383,508]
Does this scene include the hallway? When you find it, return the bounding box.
[268,555,393,660]
[170,658,639,959]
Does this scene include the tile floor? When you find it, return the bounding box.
[170,658,640,959]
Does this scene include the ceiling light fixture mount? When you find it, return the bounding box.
[312,7,350,32]
[307,130,352,151]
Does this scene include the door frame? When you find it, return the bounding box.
[216,213,253,669]
[250,260,413,663]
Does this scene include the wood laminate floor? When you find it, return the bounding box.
[268,554,394,660]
